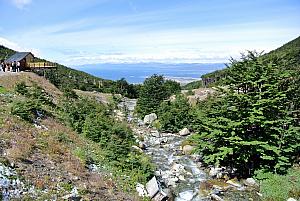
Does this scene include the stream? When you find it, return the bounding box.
[119,98,259,201]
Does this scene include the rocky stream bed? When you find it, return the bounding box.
[119,98,261,201]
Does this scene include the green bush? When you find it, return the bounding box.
[15,82,28,95]
[158,94,192,133]
[0,86,7,94]
[11,99,42,122]
[83,113,135,162]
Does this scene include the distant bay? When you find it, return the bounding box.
[72,63,226,84]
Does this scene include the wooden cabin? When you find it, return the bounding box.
[5,52,34,71]
[5,52,56,71]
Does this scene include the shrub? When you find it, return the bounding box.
[158,95,192,133]
[11,99,42,122]
[15,82,28,95]
[0,86,7,94]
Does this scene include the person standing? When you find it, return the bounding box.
[0,60,4,72]
[12,61,17,72]
[17,61,20,72]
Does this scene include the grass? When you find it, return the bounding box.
[0,85,8,93]
[256,167,300,201]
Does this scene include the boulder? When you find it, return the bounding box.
[146,177,160,198]
[179,128,191,136]
[144,113,157,125]
[287,198,297,201]
[244,178,258,187]
[182,145,194,155]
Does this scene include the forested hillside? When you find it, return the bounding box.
[200,36,300,87]
[135,36,300,201]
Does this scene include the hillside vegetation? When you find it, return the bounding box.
[0,72,152,200]
[200,36,300,87]
[135,36,300,201]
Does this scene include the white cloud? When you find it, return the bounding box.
[0,37,40,56]
[11,0,32,9]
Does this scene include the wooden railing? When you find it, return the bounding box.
[27,62,57,69]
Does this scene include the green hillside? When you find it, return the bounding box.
[201,35,300,86]
[0,46,139,98]
[0,45,15,60]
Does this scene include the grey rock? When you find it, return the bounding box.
[178,190,194,200]
[244,178,258,187]
[144,113,157,124]
[211,194,224,201]
[146,176,160,198]
[151,130,161,138]
[182,145,194,155]
[179,128,191,136]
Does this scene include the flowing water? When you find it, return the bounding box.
[119,98,258,201]
[120,98,209,200]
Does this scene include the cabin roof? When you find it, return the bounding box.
[5,52,33,62]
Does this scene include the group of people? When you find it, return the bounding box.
[0,60,21,72]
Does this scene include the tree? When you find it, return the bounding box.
[158,95,192,132]
[194,52,300,176]
[164,79,181,97]
[136,74,168,117]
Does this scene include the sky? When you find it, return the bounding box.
[0,0,299,65]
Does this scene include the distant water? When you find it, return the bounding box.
[72,63,225,84]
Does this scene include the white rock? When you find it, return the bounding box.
[146,177,160,198]
[287,198,297,201]
[209,167,223,177]
[178,175,185,181]
[178,190,194,200]
[151,130,161,138]
[182,145,194,155]
[136,183,148,197]
[144,113,157,124]
[226,180,242,188]
[211,194,224,201]
[244,178,258,187]
[132,145,143,152]
[171,163,185,173]
[167,177,179,187]
[179,128,191,136]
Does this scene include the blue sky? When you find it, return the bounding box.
[0,0,299,65]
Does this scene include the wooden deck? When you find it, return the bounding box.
[27,62,57,69]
